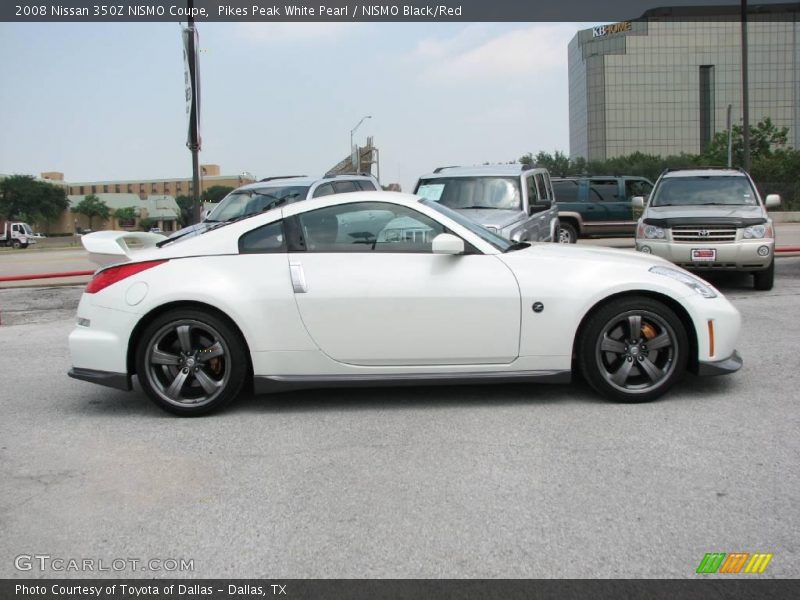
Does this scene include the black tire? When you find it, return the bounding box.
[578,296,688,403]
[135,308,248,416]
[753,260,774,291]
[559,222,578,244]
[12,240,22,249]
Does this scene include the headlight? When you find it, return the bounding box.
[649,266,717,298]
[638,223,665,239]
[743,224,771,239]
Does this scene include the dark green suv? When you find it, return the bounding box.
[552,176,654,243]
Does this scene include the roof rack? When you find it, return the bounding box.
[259,175,307,182]
[661,166,745,175]
[322,172,374,179]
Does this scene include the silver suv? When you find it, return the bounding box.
[634,168,781,290]
[169,173,380,241]
[413,165,560,242]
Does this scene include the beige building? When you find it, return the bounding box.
[40,165,254,200]
[57,193,182,234]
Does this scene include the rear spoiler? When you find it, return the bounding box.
[80,230,166,268]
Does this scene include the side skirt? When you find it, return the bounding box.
[253,370,571,394]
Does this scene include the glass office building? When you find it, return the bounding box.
[568,4,800,161]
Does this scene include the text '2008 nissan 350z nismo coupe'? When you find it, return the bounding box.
[68,191,742,416]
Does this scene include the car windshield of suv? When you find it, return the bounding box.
[650,176,757,207]
[207,186,310,222]
[416,177,522,211]
[420,199,513,252]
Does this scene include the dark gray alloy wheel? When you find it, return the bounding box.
[135,309,247,416]
[559,223,577,244]
[579,297,688,402]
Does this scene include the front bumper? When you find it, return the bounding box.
[636,239,774,270]
[696,350,743,376]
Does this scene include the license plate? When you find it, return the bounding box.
[691,248,716,262]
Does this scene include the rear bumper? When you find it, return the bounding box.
[696,350,743,376]
[68,367,132,391]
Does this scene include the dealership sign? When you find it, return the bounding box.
[593,21,632,38]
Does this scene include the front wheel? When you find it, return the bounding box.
[753,260,774,291]
[578,297,688,402]
[558,223,578,244]
[135,309,248,416]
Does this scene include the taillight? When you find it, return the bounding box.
[85,260,167,294]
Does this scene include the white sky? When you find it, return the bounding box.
[0,22,595,191]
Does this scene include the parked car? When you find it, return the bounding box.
[552,176,654,243]
[634,167,780,290]
[71,191,741,416]
[414,165,559,243]
[149,227,163,234]
[168,173,380,242]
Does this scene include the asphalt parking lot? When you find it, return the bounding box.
[0,258,798,579]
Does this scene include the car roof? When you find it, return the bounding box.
[418,165,546,179]
[236,174,376,191]
[662,168,746,179]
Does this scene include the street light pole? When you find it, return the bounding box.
[741,0,750,171]
[350,115,372,173]
[186,0,201,223]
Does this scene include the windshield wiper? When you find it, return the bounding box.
[460,205,502,210]
[503,242,531,253]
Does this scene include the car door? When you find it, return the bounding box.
[582,178,633,234]
[286,201,522,366]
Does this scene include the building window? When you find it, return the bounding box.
[103,185,109,193]
[91,185,96,193]
[79,186,84,194]
[115,184,121,193]
[127,184,133,193]
[699,65,715,153]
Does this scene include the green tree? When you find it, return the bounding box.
[703,117,789,166]
[175,194,193,225]
[202,185,234,203]
[0,175,69,227]
[138,217,155,231]
[113,206,137,228]
[72,194,110,230]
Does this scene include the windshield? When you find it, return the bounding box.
[650,176,758,207]
[416,176,522,211]
[207,186,310,222]
[21,223,34,235]
[420,199,513,252]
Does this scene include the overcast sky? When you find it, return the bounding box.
[0,22,594,191]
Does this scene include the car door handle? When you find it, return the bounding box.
[289,260,308,293]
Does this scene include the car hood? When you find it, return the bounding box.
[644,204,765,220]
[509,241,671,268]
[458,208,524,230]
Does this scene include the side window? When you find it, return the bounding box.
[332,181,359,194]
[239,220,286,254]
[312,183,334,198]
[590,179,620,202]
[625,179,653,200]
[552,180,580,203]
[297,202,446,253]
[527,174,551,214]
[357,180,377,191]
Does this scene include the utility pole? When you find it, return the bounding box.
[185,0,201,223]
[741,0,750,171]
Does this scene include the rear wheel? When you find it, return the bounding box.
[559,222,578,244]
[579,297,688,402]
[135,309,247,416]
[753,260,774,291]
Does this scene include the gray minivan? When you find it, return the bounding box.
[413,165,560,243]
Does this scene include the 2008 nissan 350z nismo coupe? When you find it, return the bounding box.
[68,192,742,416]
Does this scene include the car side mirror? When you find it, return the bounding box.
[765,194,781,209]
[201,209,211,221]
[432,233,465,255]
[631,196,645,208]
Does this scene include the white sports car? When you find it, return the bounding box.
[69,192,742,416]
